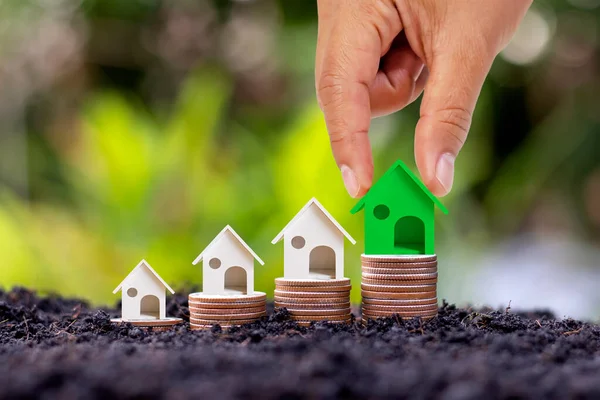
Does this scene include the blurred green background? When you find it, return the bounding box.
[0,0,598,316]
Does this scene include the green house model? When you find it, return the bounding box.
[351,160,448,255]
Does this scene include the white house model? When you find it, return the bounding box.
[113,259,175,320]
[272,198,356,280]
[193,225,264,295]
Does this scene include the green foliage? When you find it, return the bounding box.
[0,68,364,303]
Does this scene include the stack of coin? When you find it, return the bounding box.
[188,292,267,330]
[274,278,352,327]
[361,254,438,321]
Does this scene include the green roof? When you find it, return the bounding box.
[350,159,449,214]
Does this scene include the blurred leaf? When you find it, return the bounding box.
[0,192,38,287]
[485,94,593,234]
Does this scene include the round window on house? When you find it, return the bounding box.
[209,257,222,269]
[127,288,138,298]
[373,204,390,220]
[291,236,306,249]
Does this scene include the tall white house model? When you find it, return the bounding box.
[193,225,264,295]
[112,260,182,328]
[272,198,356,280]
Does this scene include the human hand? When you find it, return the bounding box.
[316,0,532,197]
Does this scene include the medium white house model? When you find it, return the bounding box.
[193,225,264,295]
[113,259,175,320]
[272,198,356,280]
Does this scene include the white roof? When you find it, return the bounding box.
[113,259,175,294]
[272,198,356,244]
[192,225,265,266]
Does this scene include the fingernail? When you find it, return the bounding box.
[408,62,425,81]
[399,54,424,81]
[341,165,360,198]
[436,153,455,195]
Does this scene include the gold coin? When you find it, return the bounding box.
[188,305,266,315]
[274,290,350,299]
[278,308,351,317]
[188,292,266,303]
[362,304,439,313]
[275,284,351,293]
[361,290,437,299]
[110,317,183,327]
[362,277,437,285]
[362,309,438,318]
[187,300,266,309]
[275,301,351,310]
[362,272,438,280]
[289,314,351,322]
[362,305,438,316]
[274,278,351,287]
[145,326,174,332]
[190,316,264,325]
[361,313,436,322]
[362,297,437,306]
[274,295,350,305]
[189,311,266,321]
[361,266,437,275]
[361,254,437,263]
[361,283,436,293]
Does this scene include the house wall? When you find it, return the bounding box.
[202,232,255,295]
[121,266,166,320]
[283,204,345,280]
[363,172,436,255]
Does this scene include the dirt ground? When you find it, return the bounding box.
[1,287,599,400]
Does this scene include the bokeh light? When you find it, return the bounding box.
[501,7,553,65]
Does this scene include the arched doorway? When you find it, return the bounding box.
[140,295,160,319]
[394,216,425,254]
[309,246,336,279]
[224,266,247,294]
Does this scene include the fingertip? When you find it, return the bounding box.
[435,153,455,196]
[341,165,361,198]
[427,178,450,198]
[355,173,373,198]
[414,115,458,198]
[341,163,373,198]
[416,152,455,197]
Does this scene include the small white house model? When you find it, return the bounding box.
[272,198,356,280]
[113,259,175,320]
[193,225,264,295]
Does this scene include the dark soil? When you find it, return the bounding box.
[1,288,600,400]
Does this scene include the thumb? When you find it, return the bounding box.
[414,45,493,197]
